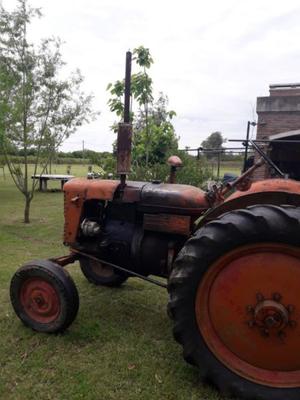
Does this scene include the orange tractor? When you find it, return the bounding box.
[10,53,300,400]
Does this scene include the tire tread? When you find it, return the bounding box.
[168,205,300,400]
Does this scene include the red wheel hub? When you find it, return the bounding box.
[20,278,60,323]
[196,243,300,388]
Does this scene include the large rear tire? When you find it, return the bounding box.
[79,257,128,287]
[168,205,300,400]
[10,259,79,333]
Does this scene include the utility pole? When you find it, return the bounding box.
[217,151,221,179]
[82,140,85,164]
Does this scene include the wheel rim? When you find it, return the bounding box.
[20,278,60,323]
[90,260,115,278]
[196,243,300,388]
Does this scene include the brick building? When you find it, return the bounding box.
[254,83,300,180]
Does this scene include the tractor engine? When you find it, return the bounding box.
[63,179,210,278]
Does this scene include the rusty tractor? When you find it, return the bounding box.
[10,52,300,400]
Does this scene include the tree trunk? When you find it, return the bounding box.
[24,196,31,223]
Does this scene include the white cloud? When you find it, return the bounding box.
[4,0,300,151]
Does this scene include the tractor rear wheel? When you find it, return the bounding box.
[79,257,128,287]
[10,259,79,333]
[168,205,300,400]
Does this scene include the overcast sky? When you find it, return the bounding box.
[4,0,300,152]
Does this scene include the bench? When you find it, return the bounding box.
[31,174,75,192]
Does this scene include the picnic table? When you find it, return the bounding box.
[31,174,75,192]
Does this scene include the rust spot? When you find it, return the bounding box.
[117,123,132,175]
[143,213,191,236]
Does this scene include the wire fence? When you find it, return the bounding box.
[180,147,254,180]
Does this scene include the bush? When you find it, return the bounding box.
[130,152,211,188]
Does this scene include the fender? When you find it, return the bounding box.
[196,179,300,229]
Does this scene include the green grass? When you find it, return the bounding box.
[0,167,231,400]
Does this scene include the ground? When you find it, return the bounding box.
[0,165,234,400]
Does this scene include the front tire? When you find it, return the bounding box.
[10,259,79,333]
[168,205,300,400]
[79,257,128,287]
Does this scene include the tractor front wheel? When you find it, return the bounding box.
[79,257,128,287]
[168,205,300,400]
[10,260,79,333]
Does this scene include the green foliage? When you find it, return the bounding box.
[106,80,124,117]
[91,151,116,174]
[176,153,211,187]
[131,72,153,108]
[0,154,5,166]
[131,151,211,188]
[107,46,178,166]
[133,46,154,68]
[201,131,225,149]
[107,46,154,119]
[132,94,178,165]
[0,0,97,222]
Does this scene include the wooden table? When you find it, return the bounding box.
[31,174,75,192]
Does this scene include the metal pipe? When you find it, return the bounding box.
[221,157,265,196]
[71,249,167,289]
[117,51,133,187]
[249,140,285,178]
[124,51,132,124]
[230,139,300,144]
[181,147,249,151]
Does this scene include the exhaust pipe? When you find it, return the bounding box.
[117,51,132,187]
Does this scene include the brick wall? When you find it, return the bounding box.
[270,89,300,97]
[253,88,300,180]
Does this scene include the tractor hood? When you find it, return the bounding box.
[64,178,209,213]
[139,182,209,213]
[63,178,120,200]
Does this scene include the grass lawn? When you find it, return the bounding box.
[0,167,230,400]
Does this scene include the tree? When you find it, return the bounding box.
[201,131,225,149]
[133,93,178,164]
[107,46,178,167]
[0,0,96,222]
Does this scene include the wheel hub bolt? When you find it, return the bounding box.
[246,305,254,314]
[262,328,269,337]
[289,320,297,328]
[247,320,255,328]
[256,293,264,302]
[273,292,282,302]
[287,305,295,314]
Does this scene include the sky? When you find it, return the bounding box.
[4,0,300,152]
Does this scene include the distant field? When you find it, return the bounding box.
[207,161,243,179]
[0,170,230,399]
[0,159,243,190]
[1,163,97,190]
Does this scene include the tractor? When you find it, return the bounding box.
[10,52,300,400]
